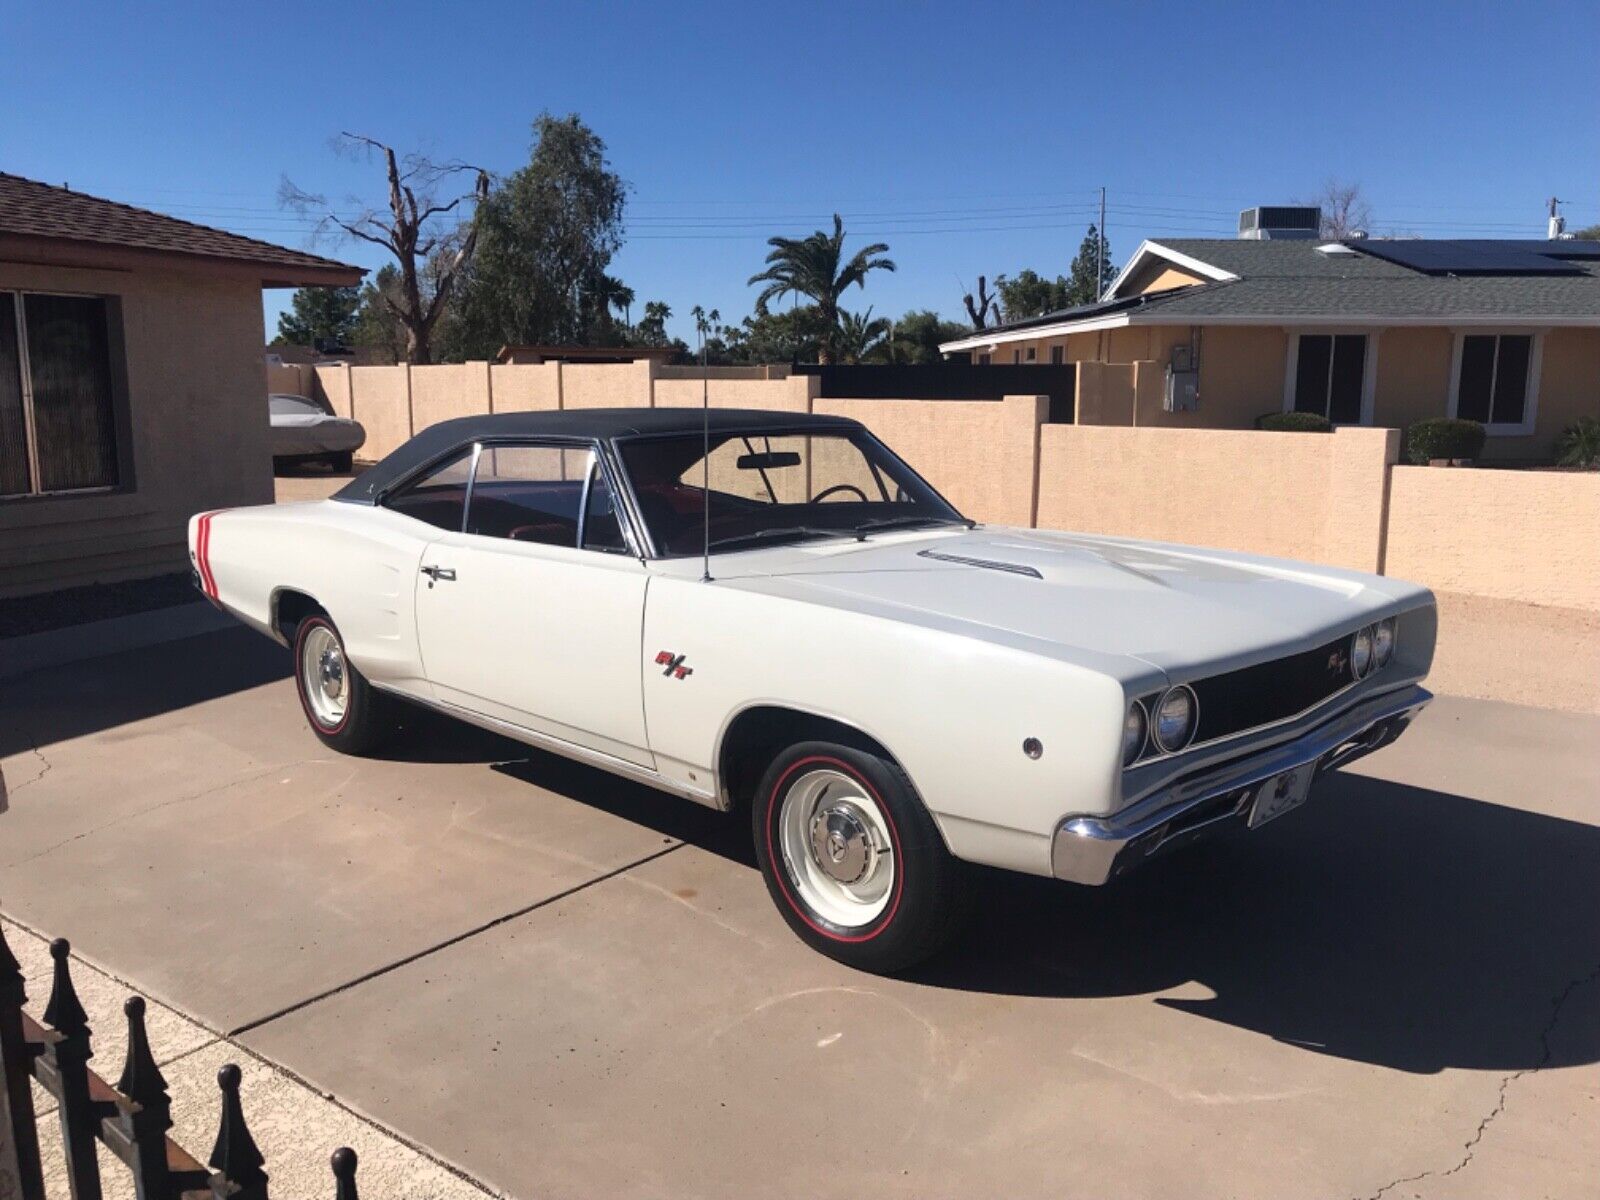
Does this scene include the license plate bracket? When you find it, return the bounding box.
[1248,762,1316,829]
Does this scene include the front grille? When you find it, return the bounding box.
[1189,634,1354,744]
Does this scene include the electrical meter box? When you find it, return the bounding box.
[1165,344,1198,411]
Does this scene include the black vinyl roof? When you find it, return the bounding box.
[333,406,862,504]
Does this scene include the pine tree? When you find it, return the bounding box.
[1064,224,1113,306]
[275,286,361,349]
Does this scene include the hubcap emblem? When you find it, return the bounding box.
[809,803,876,885]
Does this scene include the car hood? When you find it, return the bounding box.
[712,526,1429,681]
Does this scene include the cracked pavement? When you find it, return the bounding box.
[2,626,1597,1198]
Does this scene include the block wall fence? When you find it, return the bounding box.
[266,360,1597,614]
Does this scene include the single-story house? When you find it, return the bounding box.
[940,211,1600,461]
[1,172,362,597]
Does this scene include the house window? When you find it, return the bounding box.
[977,353,991,366]
[0,292,122,498]
[1292,333,1367,424]
[1011,349,1021,364]
[1050,345,1064,365]
[1025,347,1036,362]
[1454,334,1537,430]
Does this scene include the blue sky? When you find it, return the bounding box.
[5,1,1596,345]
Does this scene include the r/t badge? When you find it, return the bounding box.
[655,650,693,680]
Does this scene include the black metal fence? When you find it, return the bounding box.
[1,925,363,1200]
[795,363,1077,424]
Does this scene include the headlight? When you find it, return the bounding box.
[1152,685,1198,753]
[1351,627,1374,679]
[1122,701,1148,766]
[1373,617,1396,668]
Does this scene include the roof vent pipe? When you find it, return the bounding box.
[1548,197,1566,240]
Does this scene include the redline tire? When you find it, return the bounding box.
[752,740,966,972]
[291,613,397,755]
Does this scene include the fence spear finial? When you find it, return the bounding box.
[43,937,89,1038]
[0,920,20,982]
[116,996,172,1124]
[210,1063,268,1193]
[331,1147,359,1200]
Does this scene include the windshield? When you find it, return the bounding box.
[616,429,964,557]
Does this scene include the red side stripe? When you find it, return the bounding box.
[195,511,218,599]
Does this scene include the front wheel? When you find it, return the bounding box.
[292,613,397,754]
[753,741,966,972]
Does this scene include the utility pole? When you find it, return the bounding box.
[1097,186,1107,298]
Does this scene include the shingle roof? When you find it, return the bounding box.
[0,173,362,283]
[1131,238,1600,323]
[947,238,1600,347]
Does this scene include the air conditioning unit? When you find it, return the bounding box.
[1238,206,1322,240]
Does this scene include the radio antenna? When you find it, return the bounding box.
[693,306,719,583]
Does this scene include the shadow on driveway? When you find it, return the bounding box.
[495,750,1599,1077]
[0,628,289,757]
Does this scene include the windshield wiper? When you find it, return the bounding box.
[852,514,976,537]
[707,526,852,552]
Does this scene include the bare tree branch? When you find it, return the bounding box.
[281,134,489,363]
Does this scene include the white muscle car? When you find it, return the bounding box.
[190,408,1435,971]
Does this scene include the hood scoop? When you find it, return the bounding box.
[917,548,1042,579]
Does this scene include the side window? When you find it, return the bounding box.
[581,462,628,553]
[466,444,591,548]
[384,448,474,531]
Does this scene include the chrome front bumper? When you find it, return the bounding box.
[1051,684,1432,886]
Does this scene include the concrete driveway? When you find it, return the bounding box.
[2,627,1596,1199]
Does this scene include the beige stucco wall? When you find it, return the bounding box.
[348,365,412,462]
[1531,328,1600,462]
[488,362,561,413]
[266,362,314,397]
[814,395,1046,526]
[410,362,490,432]
[1370,326,1450,434]
[654,374,817,413]
[1194,325,1288,427]
[1,261,272,596]
[1385,466,1600,611]
[1135,265,1205,294]
[1036,425,1397,573]
[313,363,353,419]
[561,359,654,409]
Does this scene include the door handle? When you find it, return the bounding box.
[420,565,456,582]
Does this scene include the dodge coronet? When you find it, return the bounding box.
[189,408,1435,971]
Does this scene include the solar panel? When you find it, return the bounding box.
[1348,239,1589,275]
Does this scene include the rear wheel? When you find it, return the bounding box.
[292,613,397,754]
[752,741,966,972]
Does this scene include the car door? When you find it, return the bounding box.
[412,440,654,768]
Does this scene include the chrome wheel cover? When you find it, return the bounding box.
[777,768,895,929]
[300,624,347,728]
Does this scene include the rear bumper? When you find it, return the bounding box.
[1051,684,1431,885]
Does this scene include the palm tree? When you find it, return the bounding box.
[748,214,895,363]
[835,308,891,364]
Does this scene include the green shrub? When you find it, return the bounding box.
[1256,411,1333,432]
[1406,417,1486,465]
[1554,415,1600,468]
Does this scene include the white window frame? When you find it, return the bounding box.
[1446,328,1544,436]
[1281,328,1381,426]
